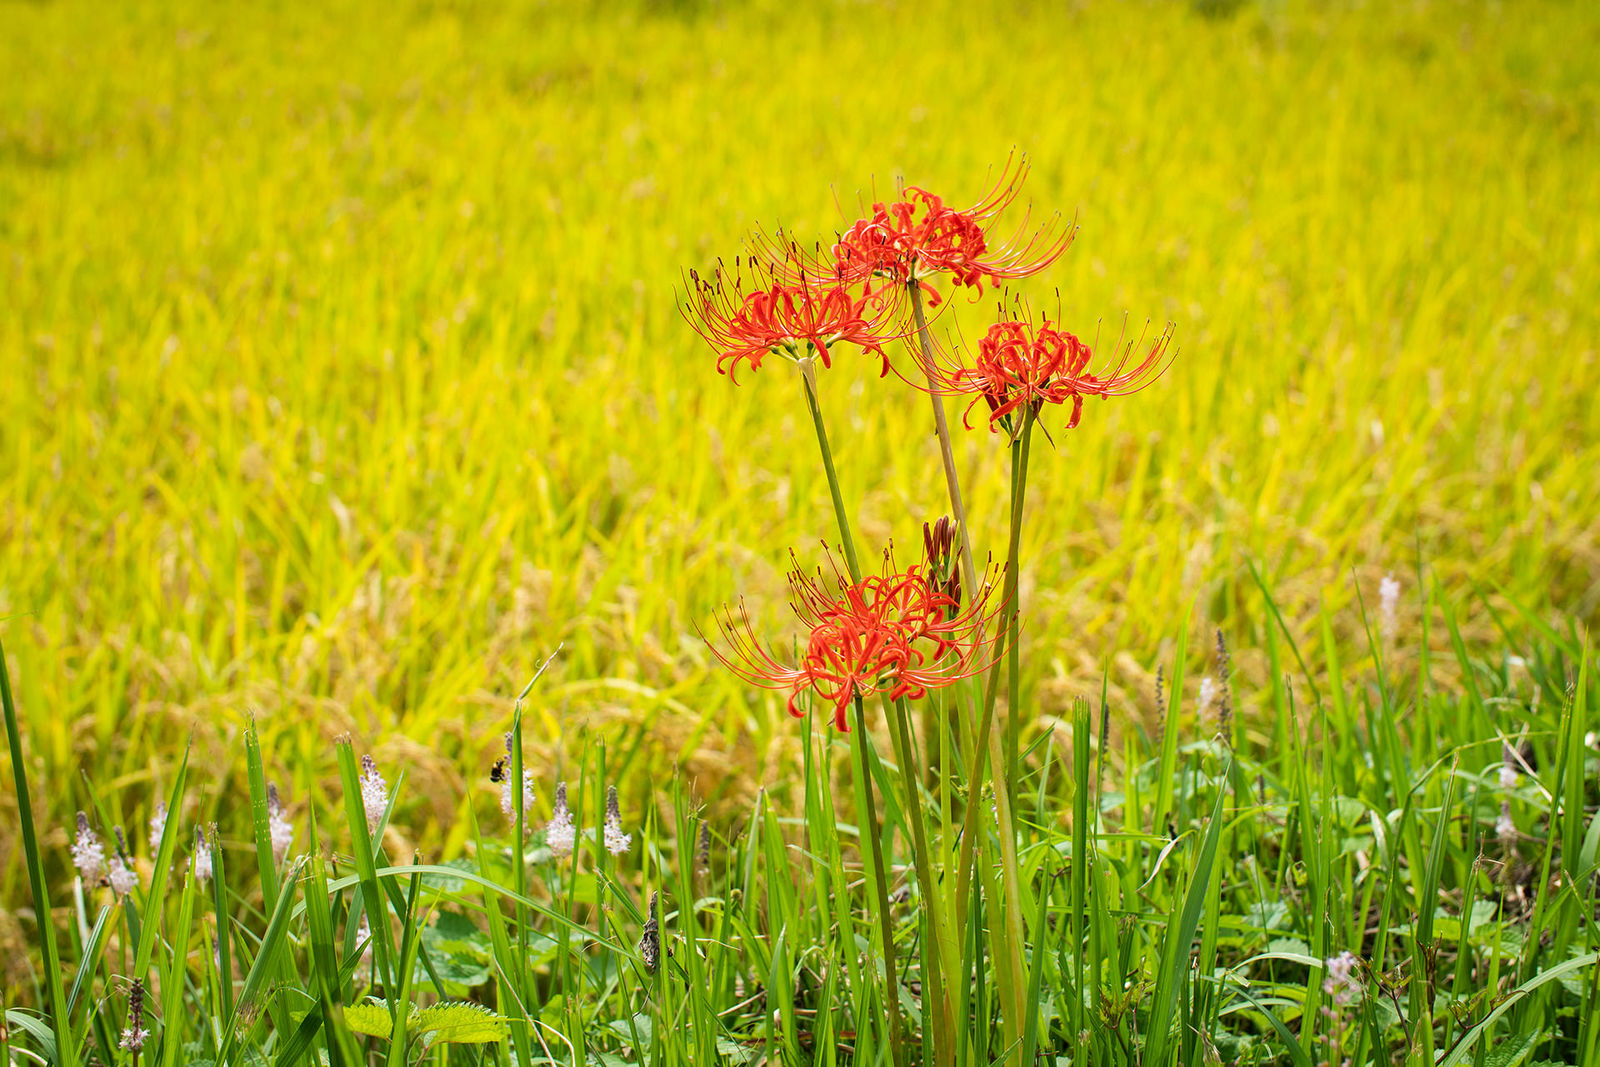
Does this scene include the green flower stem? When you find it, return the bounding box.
[1004,410,1035,801]
[908,285,980,594]
[947,403,1036,1064]
[799,357,863,582]
[910,282,1031,1059]
[887,694,956,1066]
[801,363,900,1062]
[852,695,905,1067]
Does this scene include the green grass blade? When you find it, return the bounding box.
[1145,762,1231,1066]
[0,634,76,1065]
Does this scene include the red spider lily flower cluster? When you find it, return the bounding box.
[829,156,1075,307]
[928,311,1176,439]
[682,255,901,383]
[709,553,1002,732]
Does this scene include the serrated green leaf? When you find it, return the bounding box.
[1481,1031,1539,1067]
[413,1002,508,1044]
[344,1002,394,1040]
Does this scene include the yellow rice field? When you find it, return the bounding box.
[1,0,1597,894]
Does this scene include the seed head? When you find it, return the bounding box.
[546,781,576,858]
[108,827,139,896]
[498,745,537,828]
[1379,573,1400,641]
[268,783,294,864]
[696,822,712,875]
[639,891,661,975]
[119,979,148,1052]
[1215,630,1234,750]
[192,825,213,885]
[603,785,631,856]
[148,802,167,853]
[359,754,388,833]
[72,812,106,885]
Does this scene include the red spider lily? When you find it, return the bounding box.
[926,310,1176,439]
[829,156,1075,306]
[681,256,900,382]
[708,554,1002,732]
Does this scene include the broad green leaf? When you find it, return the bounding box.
[344,1002,394,1040]
[413,1002,509,1044]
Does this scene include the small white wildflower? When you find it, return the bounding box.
[192,826,213,884]
[107,827,139,896]
[1496,800,1516,843]
[119,1022,149,1053]
[603,785,631,856]
[1379,573,1400,641]
[108,853,139,897]
[72,812,106,885]
[546,781,576,858]
[501,769,537,823]
[1197,676,1217,714]
[1584,730,1596,750]
[147,802,167,853]
[1322,951,1360,1006]
[268,783,294,864]
[359,754,388,832]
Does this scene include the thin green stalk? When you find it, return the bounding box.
[1004,410,1035,800]
[799,358,863,582]
[0,634,77,1065]
[910,282,1032,1059]
[887,695,955,1066]
[852,695,904,1067]
[908,284,980,592]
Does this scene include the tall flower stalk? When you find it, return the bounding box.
[709,550,1001,1067]
[688,159,1174,1067]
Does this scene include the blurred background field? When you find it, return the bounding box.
[1,0,1597,906]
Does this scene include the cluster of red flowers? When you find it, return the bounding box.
[941,314,1176,438]
[683,256,898,382]
[710,553,1000,732]
[689,157,1175,726]
[830,162,1073,306]
[683,156,1073,382]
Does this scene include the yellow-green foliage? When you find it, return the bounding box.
[1,0,1596,873]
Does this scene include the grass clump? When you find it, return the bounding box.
[3,603,1596,1064]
